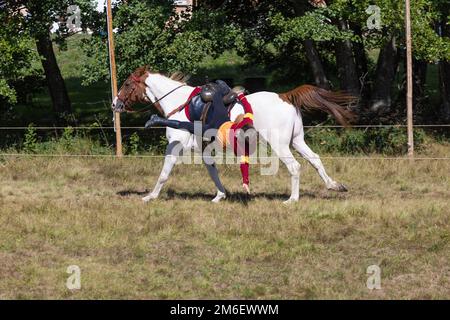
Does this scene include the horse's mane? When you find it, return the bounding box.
[132,66,190,84]
[169,71,190,84]
[133,65,150,77]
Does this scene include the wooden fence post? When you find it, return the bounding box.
[106,0,123,157]
[405,0,414,158]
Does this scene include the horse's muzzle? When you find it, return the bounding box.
[112,98,125,113]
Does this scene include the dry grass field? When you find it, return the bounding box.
[0,143,449,299]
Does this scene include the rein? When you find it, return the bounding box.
[127,83,186,117]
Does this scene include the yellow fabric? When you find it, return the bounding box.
[244,113,254,120]
[217,121,234,148]
[240,156,249,164]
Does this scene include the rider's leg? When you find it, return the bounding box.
[202,151,227,203]
[146,89,229,132]
[145,115,197,133]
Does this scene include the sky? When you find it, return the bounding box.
[96,0,120,12]
[96,0,105,12]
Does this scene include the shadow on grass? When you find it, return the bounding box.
[116,188,347,204]
[116,189,150,197]
[116,188,254,205]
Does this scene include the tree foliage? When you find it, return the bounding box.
[82,0,230,84]
[2,0,450,122]
[0,9,39,104]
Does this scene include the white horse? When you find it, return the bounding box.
[113,67,355,203]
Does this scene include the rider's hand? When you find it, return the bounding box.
[243,183,250,194]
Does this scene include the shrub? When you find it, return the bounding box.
[340,130,366,154]
[128,132,140,155]
[23,124,38,153]
[305,127,426,155]
[61,126,75,150]
[306,128,341,153]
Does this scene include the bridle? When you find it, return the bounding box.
[117,74,186,117]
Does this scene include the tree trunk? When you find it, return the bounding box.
[438,18,450,121]
[413,59,428,109]
[439,60,450,121]
[369,37,399,113]
[289,1,330,90]
[352,24,369,101]
[335,20,360,97]
[303,40,330,89]
[36,33,72,114]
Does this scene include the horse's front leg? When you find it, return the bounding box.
[142,141,181,202]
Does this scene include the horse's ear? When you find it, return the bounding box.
[133,66,148,76]
[133,67,140,76]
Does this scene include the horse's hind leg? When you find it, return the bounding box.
[269,143,301,203]
[292,136,347,192]
[142,141,181,202]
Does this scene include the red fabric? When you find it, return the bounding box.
[229,93,255,185]
[184,87,202,121]
[231,93,254,132]
[237,93,254,115]
[231,118,253,131]
[240,162,249,185]
[228,93,255,158]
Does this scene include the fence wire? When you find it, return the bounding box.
[0,153,449,161]
[0,124,449,130]
[1,124,448,161]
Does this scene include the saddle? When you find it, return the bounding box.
[188,86,239,123]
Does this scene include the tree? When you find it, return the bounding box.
[35,32,72,114]
[80,0,450,124]
[1,0,94,114]
[369,36,399,113]
[81,0,221,84]
[327,0,450,118]
[290,1,330,89]
[0,9,39,106]
[436,1,450,120]
[163,1,450,122]
[334,19,361,97]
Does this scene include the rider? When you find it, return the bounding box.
[145,80,256,193]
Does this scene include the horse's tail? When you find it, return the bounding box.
[278,85,357,127]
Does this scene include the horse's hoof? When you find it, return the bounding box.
[328,182,348,192]
[142,194,158,202]
[283,198,298,205]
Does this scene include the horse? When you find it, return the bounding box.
[112,66,356,203]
